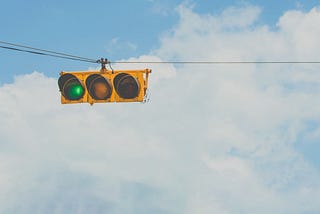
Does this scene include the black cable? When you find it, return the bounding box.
[0,45,98,64]
[0,41,97,63]
[111,61,320,64]
[1,41,320,65]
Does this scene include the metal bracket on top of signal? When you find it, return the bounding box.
[97,58,114,74]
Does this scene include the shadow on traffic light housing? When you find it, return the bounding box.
[58,69,151,105]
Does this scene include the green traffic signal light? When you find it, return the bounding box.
[58,73,85,100]
[65,82,84,100]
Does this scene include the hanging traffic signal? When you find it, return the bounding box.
[58,69,151,105]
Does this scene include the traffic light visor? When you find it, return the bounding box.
[58,74,85,100]
[114,73,140,99]
[86,74,112,100]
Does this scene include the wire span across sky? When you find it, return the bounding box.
[1,40,320,65]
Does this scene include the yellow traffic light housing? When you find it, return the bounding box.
[58,68,151,105]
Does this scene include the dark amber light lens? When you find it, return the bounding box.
[86,74,112,100]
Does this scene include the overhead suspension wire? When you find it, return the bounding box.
[110,61,320,64]
[1,41,320,65]
[0,45,98,64]
[0,41,97,63]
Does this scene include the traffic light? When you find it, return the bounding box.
[58,69,151,104]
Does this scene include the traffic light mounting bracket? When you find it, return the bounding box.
[97,58,114,74]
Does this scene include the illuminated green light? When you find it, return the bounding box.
[58,73,85,101]
[66,82,84,100]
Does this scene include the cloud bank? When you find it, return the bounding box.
[1,4,320,214]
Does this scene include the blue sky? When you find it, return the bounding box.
[1,1,320,213]
[1,0,319,83]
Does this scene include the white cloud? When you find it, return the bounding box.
[1,4,320,214]
[147,0,176,16]
[105,37,138,56]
